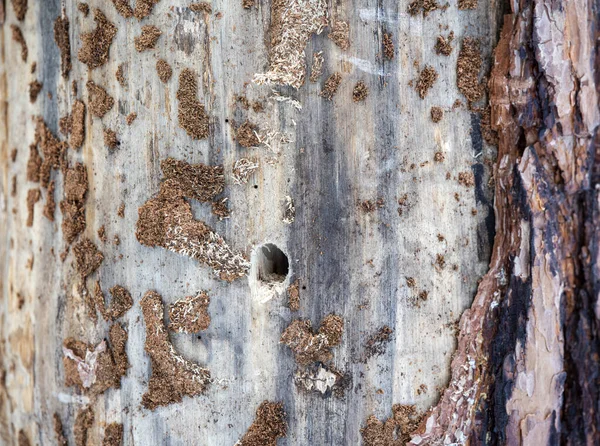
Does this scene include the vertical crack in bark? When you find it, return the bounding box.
[409,1,600,444]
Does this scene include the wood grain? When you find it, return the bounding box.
[0,0,502,444]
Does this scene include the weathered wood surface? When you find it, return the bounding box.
[0,0,506,445]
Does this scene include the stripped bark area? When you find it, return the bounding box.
[409,2,600,444]
[254,0,328,88]
[140,291,211,409]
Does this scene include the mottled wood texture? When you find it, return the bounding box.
[0,0,504,445]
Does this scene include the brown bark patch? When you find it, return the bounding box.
[320,73,342,100]
[109,324,129,377]
[102,423,123,446]
[10,0,26,21]
[156,59,172,83]
[60,163,88,244]
[383,32,394,60]
[287,279,300,311]
[238,401,287,446]
[140,291,211,409]
[103,128,119,149]
[281,314,344,365]
[236,121,260,148]
[134,0,161,20]
[35,119,67,188]
[78,9,117,69]
[63,336,126,395]
[26,145,42,182]
[456,37,484,104]
[43,180,56,221]
[407,0,439,17]
[26,188,40,227]
[177,68,209,139]
[87,81,114,118]
[126,112,137,125]
[362,325,393,362]
[458,0,476,9]
[435,31,454,56]
[190,2,212,13]
[361,405,423,445]
[328,20,350,50]
[53,16,71,78]
[136,171,248,280]
[10,25,27,61]
[309,51,324,82]
[17,430,30,446]
[94,282,133,321]
[211,199,229,219]
[53,414,68,446]
[161,157,224,202]
[115,64,126,87]
[134,25,161,52]
[415,65,438,99]
[74,407,94,446]
[28,80,42,103]
[73,238,103,278]
[457,171,474,187]
[168,291,211,333]
[78,3,90,16]
[430,106,443,122]
[70,100,86,149]
[352,81,369,102]
[111,0,133,18]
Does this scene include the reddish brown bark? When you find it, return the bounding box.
[410,1,600,444]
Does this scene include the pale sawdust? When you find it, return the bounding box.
[254,0,327,88]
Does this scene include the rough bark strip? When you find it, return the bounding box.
[409,1,600,444]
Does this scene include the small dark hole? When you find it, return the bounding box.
[255,243,289,283]
[225,119,229,123]
[302,286,306,290]
[254,185,258,189]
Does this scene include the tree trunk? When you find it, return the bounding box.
[0,0,597,445]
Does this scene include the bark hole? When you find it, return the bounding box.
[254,243,289,284]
